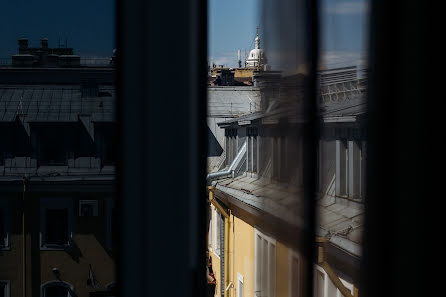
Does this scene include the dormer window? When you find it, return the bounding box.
[247,127,258,173]
[225,128,238,165]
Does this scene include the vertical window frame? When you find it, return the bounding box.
[254,228,276,297]
[237,273,244,297]
[0,280,10,297]
[0,199,11,250]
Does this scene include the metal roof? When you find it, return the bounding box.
[0,85,115,123]
[207,87,261,118]
[214,174,363,257]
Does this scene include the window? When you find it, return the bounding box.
[33,125,78,166]
[314,265,354,297]
[247,127,258,173]
[79,200,98,217]
[46,209,68,244]
[335,140,365,200]
[213,209,224,257]
[225,129,238,165]
[0,200,10,249]
[0,281,10,297]
[336,140,348,196]
[237,273,244,297]
[40,199,73,249]
[41,281,73,297]
[255,229,276,297]
[208,206,213,250]
[314,268,325,297]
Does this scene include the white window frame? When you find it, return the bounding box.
[254,228,276,297]
[208,205,213,251]
[314,264,354,297]
[288,250,300,297]
[336,140,365,200]
[335,140,349,197]
[41,280,74,297]
[0,199,11,250]
[247,135,258,175]
[0,280,10,297]
[237,273,244,297]
[213,208,222,259]
[40,198,73,250]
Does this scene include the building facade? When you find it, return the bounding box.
[0,39,117,297]
[206,67,365,297]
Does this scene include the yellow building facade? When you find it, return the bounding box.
[207,187,358,297]
[208,187,304,297]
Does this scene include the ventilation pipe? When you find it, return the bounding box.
[207,141,247,182]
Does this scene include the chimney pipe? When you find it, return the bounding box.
[238,49,241,68]
[18,38,28,49]
[41,38,48,49]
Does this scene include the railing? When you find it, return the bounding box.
[319,78,367,103]
[0,58,11,66]
[80,58,112,66]
[0,57,112,67]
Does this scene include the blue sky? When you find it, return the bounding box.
[0,0,115,58]
[209,0,369,69]
[0,0,367,69]
[208,0,260,67]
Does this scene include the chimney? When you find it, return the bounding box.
[238,49,241,68]
[18,38,28,49]
[41,38,48,49]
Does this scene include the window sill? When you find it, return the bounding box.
[0,246,11,251]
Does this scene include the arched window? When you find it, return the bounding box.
[41,281,74,297]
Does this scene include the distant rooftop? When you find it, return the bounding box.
[0,38,115,68]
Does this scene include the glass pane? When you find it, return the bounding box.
[0,1,116,296]
[207,0,313,296]
[46,209,68,244]
[316,0,369,295]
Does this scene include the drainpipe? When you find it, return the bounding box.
[224,213,230,297]
[207,141,247,183]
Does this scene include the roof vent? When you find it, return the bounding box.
[41,38,49,49]
[18,38,28,49]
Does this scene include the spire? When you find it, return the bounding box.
[255,27,260,49]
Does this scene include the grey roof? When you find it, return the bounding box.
[213,175,304,228]
[214,173,363,257]
[0,85,115,123]
[208,87,261,118]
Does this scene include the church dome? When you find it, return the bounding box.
[246,33,266,68]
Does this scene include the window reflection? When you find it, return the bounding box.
[207,0,368,296]
[0,1,116,295]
